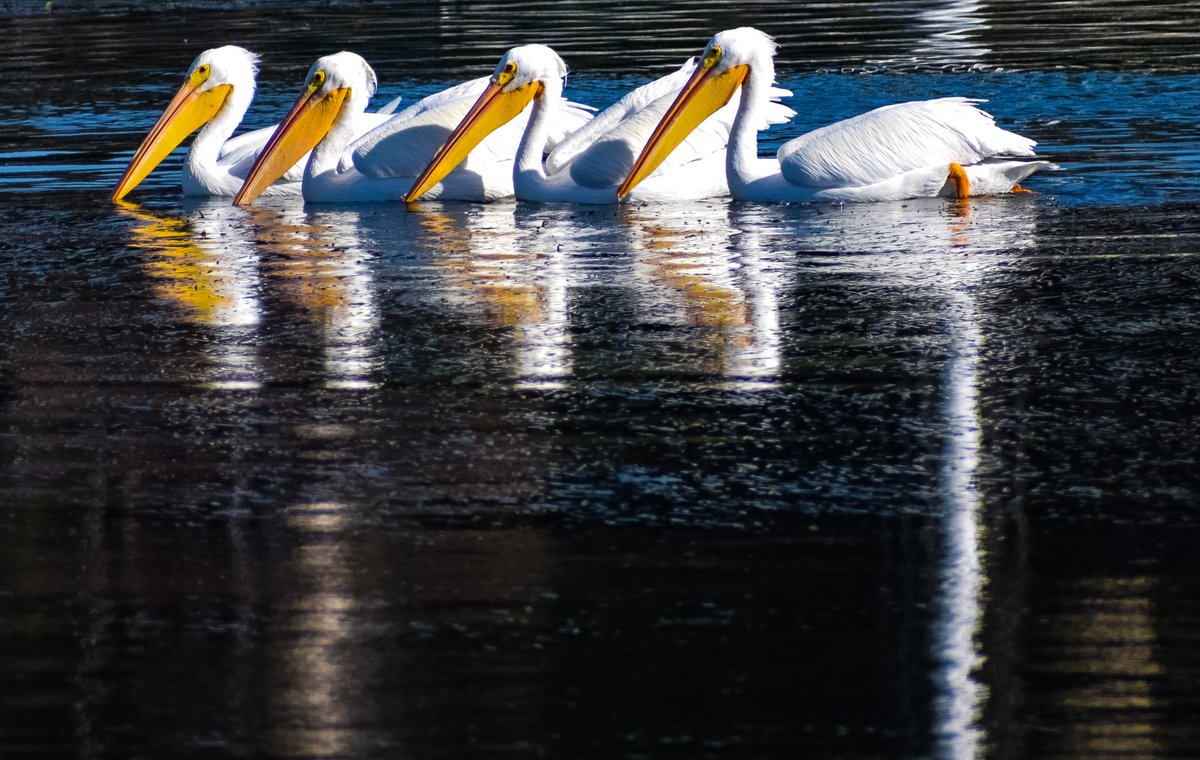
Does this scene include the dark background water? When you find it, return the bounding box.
[3,2,1200,759]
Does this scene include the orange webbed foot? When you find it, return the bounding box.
[947,162,970,200]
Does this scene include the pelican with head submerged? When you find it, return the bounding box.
[405,44,794,204]
[619,28,1052,203]
[234,51,592,205]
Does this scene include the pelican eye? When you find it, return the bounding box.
[309,69,327,92]
[190,62,212,86]
[496,60,518,85]
[703,45,723,69]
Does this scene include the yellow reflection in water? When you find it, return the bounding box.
[1040,574,1164,757]
[628,217,748,329]
[120,201,261,327]
[622,204,784,387]
[117,201,262,389]
[243,207,382,390]
[417,207,571,388]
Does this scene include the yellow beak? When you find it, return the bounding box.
[111,79,233,202]
[233,86,349,206]
[617,63,748,199]
[404,79,541,203]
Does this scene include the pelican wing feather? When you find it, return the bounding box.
[546,58,698,174]
[345,77,591,179]
[345,76,494,178]
[778,97,1037,189]
[557,59,795,188]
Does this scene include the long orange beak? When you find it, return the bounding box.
[617,62,748,199]
[233,85,349,206]
[111,75,232,202]
[404,79,541,203]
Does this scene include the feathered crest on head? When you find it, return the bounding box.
[712,27,778,57]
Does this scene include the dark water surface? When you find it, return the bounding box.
[4,2,1200,759]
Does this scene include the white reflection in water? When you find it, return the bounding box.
[119,200,264,390]
[621,202,786,389]
[760,196,1039,259]
[933,247,986,760]
[418,206,572,389]
[915,0,991,65]
[787,197,1039,757]
[248,207,382,390]
[528,244,572,389]
[269,500,357,757]
[929,200,1035,759]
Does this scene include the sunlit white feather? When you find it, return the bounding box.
[651,27,1052,203]
[176,46,396,197]
[288,52,591,202]
[488,45,793,203]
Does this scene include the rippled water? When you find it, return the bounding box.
[4,2,1200,759]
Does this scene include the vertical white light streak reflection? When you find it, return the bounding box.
[318,234,381,391]
[932,263,985,760]
[726,217,785,389]
[797,197,1043,757]
[189,204,264,389]
[517,242,572,389]
[269,500,356,757]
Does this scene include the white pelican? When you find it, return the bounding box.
[234,51,592,205]
[111,46,404,201]
[619,28,1052,203]
[405,44,794,204]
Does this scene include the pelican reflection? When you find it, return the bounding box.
[118,200,263,389]
[620,201,786,389]
[760,196,1037,257]
[244,206,382,390]
[931,205,988,760]
[414,204,572,389]
[778,196,1039,757]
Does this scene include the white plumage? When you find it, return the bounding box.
[235,51,592,205]
[621,27,1052,203]
[112,46,402,201]
[346,77,521,178]
[406,45,794,204]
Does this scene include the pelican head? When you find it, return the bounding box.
[234,51,377,206]
[404,45,564,202]
[112,45,258,201]
[618,27,775,199]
